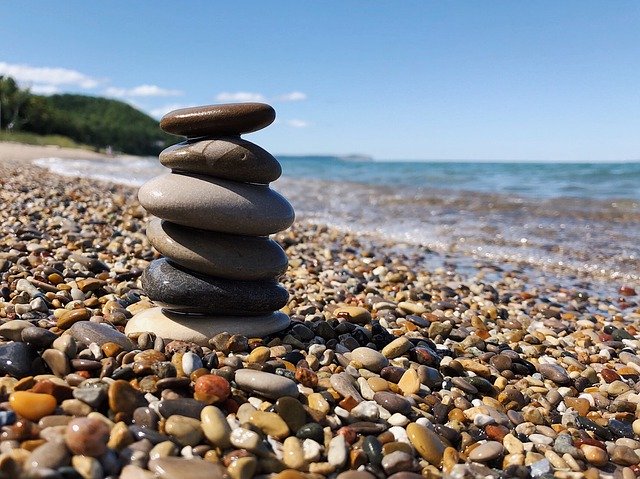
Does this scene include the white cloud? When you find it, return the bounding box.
[147,103,191,119]
[287,119,310,128]
[277,91,307,102]
[0,62,100,89]
[105,84,183,98]
[215,91,308,104]
[30,84,61,95]
[215,91,266,103]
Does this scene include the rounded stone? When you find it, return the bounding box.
[351,347,389,373]
[159,138,282,183]
[141,258,289,315]
[193,374,231,404]
[248,410,290,439]
[9,391,57,421]
[139,173,294,236]
[160,103,276,137]
[68,321,135,350]
[201,405,232,448]
[146,218,288,280]
[65,417,110,457]
[468,441,504,462]
[125,307,290,347]
[164,415,203,447]
[373,391,411,414]
[148,456,226,479]
[538,363,571,385]
[406,422,445,466]
[235,369,298,400]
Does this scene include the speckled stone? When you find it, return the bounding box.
[159,138,282,183]
[160,103,275,137]
[146,218,288,280]
[125,307,290,347]
[141,258,288,315]
[138,173,294,236]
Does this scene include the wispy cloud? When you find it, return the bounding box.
[0,62,101,89]
[147,103,191,119]
[105,84,183,98]
[276,91,307,102]
[30,84,61,95]
[215,91,266,103]
[215,91,308,103]
[287,119,310,128]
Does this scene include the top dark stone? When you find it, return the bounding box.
[160,103,276,137]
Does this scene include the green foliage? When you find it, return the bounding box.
[0,76,177,155]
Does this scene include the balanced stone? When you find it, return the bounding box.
[159,138,281,183]
[146,218,287,280]
[160,103,276,137]
[142,258,288,315]
[124,308,290,346]
[138,173,294,235]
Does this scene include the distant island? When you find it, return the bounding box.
[0,75,174,156]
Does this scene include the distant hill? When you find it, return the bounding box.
[0,75,175,155]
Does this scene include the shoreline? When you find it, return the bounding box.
[1,141,640,478]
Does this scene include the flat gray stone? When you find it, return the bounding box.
[160,103,275,138]
[146,218,287,280]
[138,173,294,236]
[235,369,298,399]
[68,321,135,350]
[159,138,281,184]
[142,258,288,315]
[124,307,290,347]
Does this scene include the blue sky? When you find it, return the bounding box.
[1,1,639,161]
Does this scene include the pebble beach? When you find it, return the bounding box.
[1,143,640,479]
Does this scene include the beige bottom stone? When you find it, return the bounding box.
[125,307,290,345]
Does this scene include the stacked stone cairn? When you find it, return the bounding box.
[125,103,294,346]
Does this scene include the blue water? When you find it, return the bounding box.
[33,155,640,284]
[278,156,640,200]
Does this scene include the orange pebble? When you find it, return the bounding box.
[9,391,57,421]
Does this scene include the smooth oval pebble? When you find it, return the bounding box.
[148,456,226,479]
[68,321,134,350]
[146,218,288,280]
[201,405,232,448]
[406,422,445,466]
[138,173,294,235]
[141,258,289,315]
[538,363,571,385]
[9,391,57,421]
[160,103,276,137]
[351,347,389,373]
[159,137,281,183]
[235,369,298,399]
[468,440,504,462]
[65,417,110,456]
[193,374,231,404]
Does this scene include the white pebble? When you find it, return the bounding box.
[388,426,409,443]
[474,413,496,427]
[387,413,409,427]
[350,401,379,421]
[303,439,322,462]
[181,351,202,376]
[327,435,347,467]
[334,406,350,419]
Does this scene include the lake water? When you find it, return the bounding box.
[34,155,640,286]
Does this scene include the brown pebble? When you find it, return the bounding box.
[65,417,110,457]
